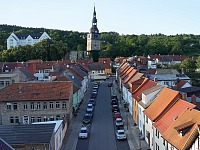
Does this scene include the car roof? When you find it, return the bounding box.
[88,103,93,106]
[81,127,87,130]
[116,118,122,121]
[117,129,125,132]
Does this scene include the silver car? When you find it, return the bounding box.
[115,118,123,126]
[116,129,127,140]
[79,127,89,139]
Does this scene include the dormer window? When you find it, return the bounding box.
[174,121,195,136]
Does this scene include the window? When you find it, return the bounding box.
[44,69,51,73]
[146,116,148,124]
[23,104,27,110]
[7,103,11,110]
[0,81,4,87]
[50,102,54,109]
[15,117,19,124]
[23,115,29,124]
[156,128,159,138]
[43,102,47,109]
[5,81,9,86]
[50,116,54,121]
[30,117,35,123]
[13,103,17,110]
[44,116,48,122]
[56,115,60,120]
[37,117,42,122]
[37,102,41,109]
[62,102,67,108]
[56,102,60,108]
[31,102,34,110]
[163,138,165,146]
[10,117,14,123]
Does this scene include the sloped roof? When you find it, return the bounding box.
[119,65,131,77]
[0,124,55,145]
[144,87,181,121]
[162,108,200,150]
[88,63,104,71]
[17,68,36,80]
[143,84,164,95]
[179,86,200,93]
[121,66,134,79]
[98,58,111,69]
[124,71,143,84]
[133,79,157,101]
[0,138,14,150]
[154,99,196,134]
[0,81,72,102]
[176,80,190,89]
[15,33,43,39]
[54,76,79,94]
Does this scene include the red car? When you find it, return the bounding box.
[114,112,122,120]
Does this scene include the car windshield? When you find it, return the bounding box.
[88,106,92,109]
[118,131,125,135]
[116,119,122,123]
[81,130,87,133]
[84,115,90,120]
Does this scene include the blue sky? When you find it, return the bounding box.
[1,0,199,35]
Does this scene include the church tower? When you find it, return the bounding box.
[87,6,100,53]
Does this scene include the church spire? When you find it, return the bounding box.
[90,6,99,33]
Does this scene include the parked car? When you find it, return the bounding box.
[114,112,122,120]
[92,89,98,95]
[112,105,119,112]
[111,99,118,105]
[89,99,96,106]
[91,93,96,98]
[111,95,118,100]
[115,118,123,127]
[79,127,89,139]
[93,85,98,89]
[86,110,94,118]
[108,82,113,87]
[87,103,94,112]
[83,114,92,124]
[116,129,127,140]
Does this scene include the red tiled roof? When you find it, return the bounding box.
[119,66,131,77]
[133,79,157,101]
[55,76,79,93]
[131,78,146,93]
[123,69,139,84]
[162,108,200,150]
[121,67,134,79]
[176,80,188,89]
[144,87,181,121]
[99,58,111,69]
[0,82,72,101]
[154,99,196,134]
[66,68,84,80]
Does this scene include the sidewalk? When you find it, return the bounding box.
[61,85,92,150]
[112,80,150,150]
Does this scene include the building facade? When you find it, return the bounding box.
[0,82,73,125]
[87,6,100,52]
[7,32,51,49]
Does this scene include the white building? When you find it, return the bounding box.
[7,32,51,49]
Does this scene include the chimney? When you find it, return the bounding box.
[181,93,187,100]
[191,94,196,105]
[154,77,158,82]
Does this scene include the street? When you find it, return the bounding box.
[76,78,130,150]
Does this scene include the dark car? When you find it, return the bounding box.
[91,93,96,98]
[111,99,118,105]
[86,110,94,118]
[111,95,118,100]
[108,82,113,87]
[89,99,96,106]
[83,114,92,124]
[112,105,119,112]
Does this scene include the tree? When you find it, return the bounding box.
[180,58,196,73]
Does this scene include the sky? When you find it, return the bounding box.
[1,0,200,35]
